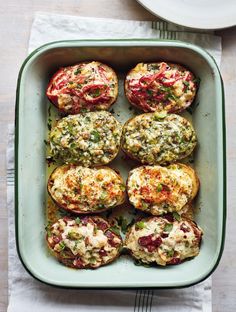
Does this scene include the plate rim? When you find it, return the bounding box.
[137,0,236,30]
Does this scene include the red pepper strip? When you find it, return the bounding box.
[81,84,110,104]
[138,62,167,88]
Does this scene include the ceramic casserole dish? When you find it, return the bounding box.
[15,39,226,288]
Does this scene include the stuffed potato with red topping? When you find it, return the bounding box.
[46,216,122,269]
[46,61,118,114]
[125,62,197,113]
[125,216,203,266]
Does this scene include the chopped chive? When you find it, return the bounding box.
[173,212,181,221]
[135,221,146,230]
[164,223,173,232]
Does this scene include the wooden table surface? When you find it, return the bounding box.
[1,0,236,311]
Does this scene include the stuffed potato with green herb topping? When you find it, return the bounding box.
[48,165,126,214]
[127,163,199,215]
[49,111,122,166]
[125,216,203,266]
[125,62,198,113]
[46,61,118,115]
[121,113,197,165]
[46,216,122,269]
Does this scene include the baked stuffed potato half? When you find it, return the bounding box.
[125,62,197,113]
[127,163,199,215]
[49,111,122,166]
[48,165,126,214]
[121,113,197,165]
[125,216,203,266]
[46,61,118,114]
[46,216,122,269]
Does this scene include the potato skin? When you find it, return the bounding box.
[127,163,199,216]
[124,215,203,266]
[48,165,126,214]
[46,61,118,114]
[46,216,123,269]
[125,62,197,113]
[121,113,197,165]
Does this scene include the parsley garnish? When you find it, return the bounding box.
[164,223,173,232]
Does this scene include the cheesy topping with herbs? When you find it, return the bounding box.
[127,164,198,215]
[125,62,197,113]
[46,61,118,114]
[48,165,126,213]
[125,216,203,266]
[47,216,122,269]
[49,111,122,166]
[121,113,197,165]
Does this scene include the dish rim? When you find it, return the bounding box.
[15,39,226,288]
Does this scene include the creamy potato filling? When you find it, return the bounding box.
[125,217,202,266]
[47,217,122,268]
[127,165,194,214]
[122,113,197,165]
[49,166,125,212]
[49,111,122,166]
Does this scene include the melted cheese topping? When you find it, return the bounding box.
[49,111,122,166]
[125,62,197,113]
[47,217,122,268]
[49,165,125,212]
[125,217,202,266]
[47,61,118,114]
[122,113,197,165]
[127,164,195,214]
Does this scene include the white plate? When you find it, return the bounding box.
[137,0,236,30]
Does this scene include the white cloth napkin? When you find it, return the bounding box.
[7,12,221,312]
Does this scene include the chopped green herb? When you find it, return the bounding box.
[70,143,76,148]
[90,130,100,142]
[142,202,149,210]
[67,231,81,240]
[134,259,151,267]
[173,212,181,221]
[100,191,107,200]
[146,89,153,96]
[75,217,81,225]
[157,183,163,192]
[108,226,120,236]
[74,68,81,75]
[193,77,201,87]
[92,88,101,97]
[117,216,128,233]
[89,257,97,264]
[183,81,190,87]
[166,249,174,257]
[43,139,48,146]
[120,184,126,191]
[59,241,66,250]
[164,223,173,232]
[68,81,74,84]
[153,111,167,121]
[135,221,146,230]
[97,204,105,209]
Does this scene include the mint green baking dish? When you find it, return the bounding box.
[15,39,226,288]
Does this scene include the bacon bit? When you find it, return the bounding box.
[180,223,190,233]
[161,233,169,238]
[167,257,181,265]
[162,213,174,223]
[95,220,108,231]
[73,258,84,268]
[138,235,153,247]
[52,235,61,244]
[99,249,107,257]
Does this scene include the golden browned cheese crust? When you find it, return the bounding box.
[127,163,199,215]
[48,165,126,214]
